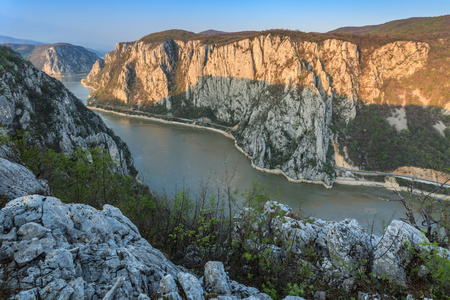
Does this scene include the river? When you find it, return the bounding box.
[59,74,407,233]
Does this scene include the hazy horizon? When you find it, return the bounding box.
[1,0,449,51]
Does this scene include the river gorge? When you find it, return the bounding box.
[60,75,407,234]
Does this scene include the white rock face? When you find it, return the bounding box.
[84,35,430,185]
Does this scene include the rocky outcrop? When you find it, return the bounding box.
[27,43,100,76]
[0,158,50,200]
[0,46,133,176]
[0,195,272,299]
[233,201,449,289]
[84,33,430,186]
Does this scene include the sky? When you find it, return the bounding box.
[0,0,449,51]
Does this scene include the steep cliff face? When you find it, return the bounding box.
[0,46,133,176]
[84,32,433,186]
[9,43,100,76]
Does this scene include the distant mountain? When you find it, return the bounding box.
[5,43,100,76]
[199,29,227,35]
[329,15,450,35]
[86,47,108,58]
[0,35,43,45]
[4,43,36,59]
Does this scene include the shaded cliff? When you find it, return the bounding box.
[83,28,449,186]
[0,45,134,176]
[6,43,100,76]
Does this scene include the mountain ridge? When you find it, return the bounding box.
[329,14,450,35]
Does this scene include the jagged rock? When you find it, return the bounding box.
[17,222,50,240]
[15,288,39,300]
[264,201,292,216]
[372,220,429,286]
[2,195,270,299]
[157,274,182,300]
[0,227,17,242]
[204,261,232,295]
[0,158,50,200]
[13,239,45,267]
[326,219,374,274]
[178,272,205,300]
[103,276,126,300]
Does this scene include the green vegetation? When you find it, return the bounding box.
[1,128,449,299]
[337,104,450,174]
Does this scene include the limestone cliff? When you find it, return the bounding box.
[0,46,134,176]
[83,31,436,186]
[8,43,100,76]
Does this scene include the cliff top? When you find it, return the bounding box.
[135,15,450,50]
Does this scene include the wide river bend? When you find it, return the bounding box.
[60,74,406,234]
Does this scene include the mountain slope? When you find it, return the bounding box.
[0,45,134,176]
[5,43,100,76]
[329,15,450,35]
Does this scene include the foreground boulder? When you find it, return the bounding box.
[0,195,268,299]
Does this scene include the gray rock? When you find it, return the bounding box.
[0,158,50,201]
[204,261,232,295]
[138,294,151,300]
[102,276,125,300]
[178,272,205,300]
[39,278,68,299]
[357,291,384,300]
[157,274,182,300]
[342,277,355,293]
[14,288,38,300]
[326,219,372,274]
[264,201,292,216]
[372,220,428,286]
[13,239,45,266]
[0,227,17,242]
[17,222,51,240]
[313,291,326,300]
[282,297,307,300]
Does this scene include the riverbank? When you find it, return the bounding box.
[88,105,334,189]
[87,105,449,198]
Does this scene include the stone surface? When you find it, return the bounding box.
[178,272,205,300]
[204,261,232,295]
[0,196,267,300]
[157,274,182,300]
[0,158,50,201]
[17,222,50,240]
[372,220,429,286]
